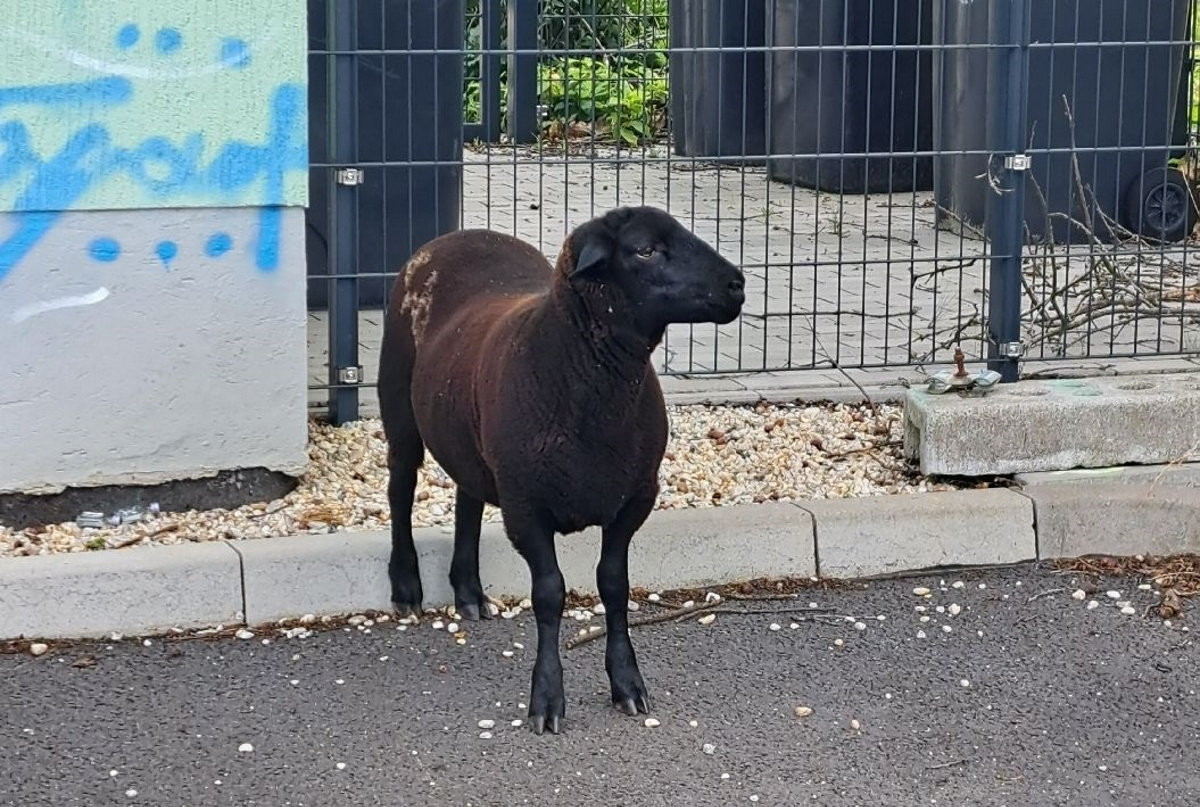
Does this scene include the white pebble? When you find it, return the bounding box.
[235,629,254,641]
[479,732,493,739]
[935,605,945,613]
[850,719,861,730]
[682,600,695,609]
[1072,589,1087,600]
[750,796,760,803]
[1087,601,1100,610]
[519,598,532,610]
[952,581,965,589]
[511,719,523,727]
[698,614,717,626]
[789,622,799,630]
[977,584,987,590]
[1121,606,1136,616]
[960,679,970,688]
[916,630,927,639]
[628,600,640,612]
[721,773,731,780]
[769,623,782,632]
[1106,591,1122,600]
[335,679,344,685]
[912,587,931,596]
[706,592,722,603]
[478,720,495,730]
[876,615,886,622]
[142,639,152,647]
[431,620,445,630]
[919,616,930,623]
[644,718,661,728]
[290,679,299,686]
[28,643,48,657]
[126,789,138,798]
[689,720,699,728]
[593,603,606,615]
[703,743,717,755]
[238,743,254,753]
[1138,583,1152,591]
[502,650,514,658]
[447,622,459,633]
[336,762,346,770]
[915,605,927,612]
[854,622,866,631]
[794,706,814,718]
[942,625,952,634]
[948,604,962,616]
[833,639,844,647]
[648,593,661,602]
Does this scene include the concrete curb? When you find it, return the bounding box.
[1,484,1196,641]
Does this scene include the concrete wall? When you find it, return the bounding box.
[0,1,309,494]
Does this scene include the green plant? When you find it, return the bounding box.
[462,0,670,144]
[538,56,667,144]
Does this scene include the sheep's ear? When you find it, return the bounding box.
[569,238,610,280]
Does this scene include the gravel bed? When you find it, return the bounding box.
[0,402,964,558]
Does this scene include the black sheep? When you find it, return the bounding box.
[377,206,746,735]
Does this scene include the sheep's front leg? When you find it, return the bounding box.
[598,492,656,716]
[506,508,567,735]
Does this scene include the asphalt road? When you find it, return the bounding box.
[3,564,1198,807]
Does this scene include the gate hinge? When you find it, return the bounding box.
[1004,154,1031,172]
[998,341,1025,358]
[336,365,363,385]
[336,167,366,186]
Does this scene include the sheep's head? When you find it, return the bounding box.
[562,206,745,329]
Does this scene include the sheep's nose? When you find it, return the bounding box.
[729,275,745,293]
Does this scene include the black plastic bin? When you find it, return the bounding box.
[669,0,767,160]
[933,0,1194,245]
[766,0,934,194]
[306,0,464,310]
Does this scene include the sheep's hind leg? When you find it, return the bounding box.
[386,436,426,617]
[449,490,491,621]
[598,492,656,716]
[506,506,567,735]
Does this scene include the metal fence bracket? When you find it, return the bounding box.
[336,168,366,186]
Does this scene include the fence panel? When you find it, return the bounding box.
[306,0,1200,422]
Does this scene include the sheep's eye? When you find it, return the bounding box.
[635,246,656,259]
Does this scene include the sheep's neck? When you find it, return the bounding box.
[545,280,659,389]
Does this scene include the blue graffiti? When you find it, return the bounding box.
[87,236,120,262]
[155,240,178,267]
[220,38,251,70]
[155,28,182,55]
[116,24,140,50]
[205,232,233,257]
[0,79,307,281]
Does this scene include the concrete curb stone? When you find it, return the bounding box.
[799,489,1037,580]
[236,502,814,625]
[1020,484,1200,559]
[0,541,242,641]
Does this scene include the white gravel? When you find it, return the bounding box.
[2,403,960,557]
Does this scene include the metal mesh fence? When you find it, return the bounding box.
[306,0,1200,423]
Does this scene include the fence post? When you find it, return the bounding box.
[327,0,361,424]
[984,0,1030,383]
[507,0,539,143]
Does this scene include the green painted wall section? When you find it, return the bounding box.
[0,0,309,213]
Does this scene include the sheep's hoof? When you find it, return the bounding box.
[457,602,491,622]
[613,695,653,716]
[529,713,563,736]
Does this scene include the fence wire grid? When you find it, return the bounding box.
[305,0,1200,423]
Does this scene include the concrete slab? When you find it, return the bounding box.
[800,489,1036,579]
[0,542,242,640]
[1023,484,1200,559]
[904,373,1200,476]
[237,503,815,624]
[1017,463,1200,488]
